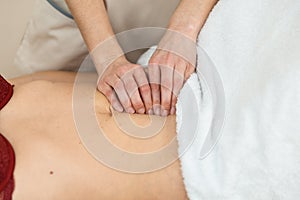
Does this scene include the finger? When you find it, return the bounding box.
[148,63,161,115]
[160,63,173,116]
[170,94,177,115]
[171,62,185,115]
[184,63,196,81]
[173,61,185,96]
[105,75,134,114]
[98,82,123,112]
[122,74,145,114]
[133,67,153,114]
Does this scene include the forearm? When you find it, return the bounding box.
[66,0,114,50]
[66,0,126,73]
[168,0,218,41]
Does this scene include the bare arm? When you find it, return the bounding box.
[65,0,125,70]
[169,0,218,40]
[65,0,152,115]
[65,0,114,51]
[149,0,218,116]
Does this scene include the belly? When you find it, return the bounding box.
[0,76,187,199]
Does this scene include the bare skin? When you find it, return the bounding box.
[0,71,187,200]
[66,0,217,116]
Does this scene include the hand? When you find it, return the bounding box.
[97,57,152,114]
[148,30,197,116]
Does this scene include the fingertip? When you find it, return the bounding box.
[109,90,123,112]
[153,105,161,116]
[170,107,176,115]
[127,107,135,114]
[147,109,154,115]
[137,108,145,114]
[161,109,169,117]
[113,103,124,113]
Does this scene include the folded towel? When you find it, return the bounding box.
[138,0,300,199]
[183,0,300,199]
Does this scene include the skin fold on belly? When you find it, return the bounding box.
[0,72,187,200]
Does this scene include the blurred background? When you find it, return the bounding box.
[0,0,36,78]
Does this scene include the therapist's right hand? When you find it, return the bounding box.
[97,57,153,114]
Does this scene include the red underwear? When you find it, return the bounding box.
[0,75,15,200]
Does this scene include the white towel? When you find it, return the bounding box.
[138,0,300,199]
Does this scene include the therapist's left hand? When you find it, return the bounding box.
[148,30,197,116]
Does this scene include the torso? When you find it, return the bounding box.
[0,72,187,200]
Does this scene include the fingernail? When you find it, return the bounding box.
[170,107,176,115]
[154,107,161,116]
[161,109,169,117]
[148,109,154,115]
[137,108,145,114]
[127,107,135,114]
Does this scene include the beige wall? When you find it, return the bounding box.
[0,0,36,78]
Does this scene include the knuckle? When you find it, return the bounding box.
[152,99,160,105]
[149,57,159,65]
[165,55,174,65]
[152,92,160,103]
[151,84,160,92]
[116,67,127,76]
[132,101,144,109]
[103,76,111,83]
[139,85,150,94]
[110,97,118,105]
[176,64,186,73]
[106,90,113,97]
[114,82,123,91]
[162,100,171,109]
[102,89,112,99]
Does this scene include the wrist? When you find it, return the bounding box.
[168,14,203,41]
[91,36,126,75]
[108,56,130,68]
[167,0,218,41]
[157,29,197,66]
